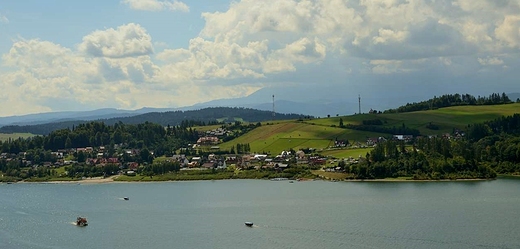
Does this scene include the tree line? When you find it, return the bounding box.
[384,93,513,114]
[0,107,307,135]
[344,113,520,179]
[0,121,198,156]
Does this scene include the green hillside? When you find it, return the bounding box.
[217,121,386,154]
[215,103,520,155]
[305,103,520,135]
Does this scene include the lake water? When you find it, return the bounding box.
[1,178,520,249]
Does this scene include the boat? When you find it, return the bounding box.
[123,197,129,200]
[289,180,294,183]
[245,222,253,227]
[76,217,88,227]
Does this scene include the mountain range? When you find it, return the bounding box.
[1,91,518,128]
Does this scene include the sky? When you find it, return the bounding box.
[0,0,519,116]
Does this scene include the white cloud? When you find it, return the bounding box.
[2,0,520,116]
[78,23,154,58]
[121,0,189,12]
[156,38,269,80]
[372,29,408,44]
[478,57,504,66]
[0,14,8,24]
[495,15,520,48]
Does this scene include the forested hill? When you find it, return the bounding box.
[0,107,307,135]
[384,93,514,113]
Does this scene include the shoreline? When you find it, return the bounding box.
[339,178,494,182]
[29,175,121,184]
[7,175,500,184]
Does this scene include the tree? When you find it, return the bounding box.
[65,137,72,149]
[139,148,153,164]
[77,151,86,163]
[339,118,344,127]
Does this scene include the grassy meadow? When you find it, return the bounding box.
[0,133,36,142]
[305,103,520,135]
[216,121,386,154]
[319,147,373,158]
[211,103,520,155]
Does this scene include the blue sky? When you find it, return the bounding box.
[1,0,519,116]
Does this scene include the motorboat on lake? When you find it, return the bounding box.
[76,217,88,227]
[123,197,129,200]
[245,222,253,227]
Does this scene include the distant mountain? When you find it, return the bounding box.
[190,90,520,117]
[2,87,517,130]
[0,107,306,135]
[189,93,411,117]
[0,107,177,127]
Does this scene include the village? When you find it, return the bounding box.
[0,123,465,180]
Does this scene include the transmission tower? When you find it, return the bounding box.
[358,94,361,114]
[272,94,275,119]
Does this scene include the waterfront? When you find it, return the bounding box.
[1,178,520,249]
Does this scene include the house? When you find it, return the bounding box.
[334,140,348,147]
[225,156,238,164]
[51,152,64,158]
[297,157,309,165]
[393,135,413,142]
[274,163,289,171]
[253,154,268,160]
[237,155,251,168]
[366,137,387,146]
[196,136,219,145]
[216,160,227,169]
[76,148,87,153]
[279,151,291,158]
[202,162,215,169]
[309,156,326,165]
[128,162,139,170]
[295,150,305,159]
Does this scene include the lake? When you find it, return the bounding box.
[1,178,520,249]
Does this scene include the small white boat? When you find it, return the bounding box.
[245,222,253,227]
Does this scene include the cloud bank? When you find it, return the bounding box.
[121,0,189,12]
[1,0,519,116]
